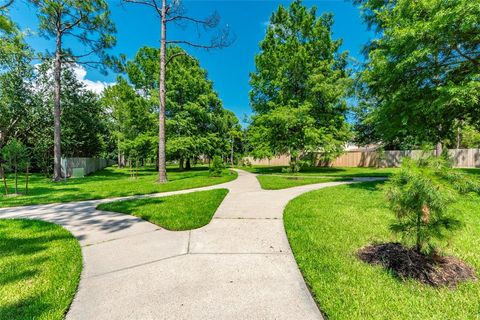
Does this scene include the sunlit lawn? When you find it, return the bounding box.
[240,165,398,177]
[256,175,351,190]
[98,189,228,230]
[0,166,236,208]
[0,219,82,320]
[284,180,480,319]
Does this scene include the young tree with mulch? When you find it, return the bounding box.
[359,156,480,287]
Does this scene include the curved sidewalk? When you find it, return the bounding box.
[0,170,377,319]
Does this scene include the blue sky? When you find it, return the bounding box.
[10,0,373,123]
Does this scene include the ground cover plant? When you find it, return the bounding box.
[0,166,236,208]
[97,189,228,230]
[284,178,480,319]
[256,175,350,190]
[0,219,82,320]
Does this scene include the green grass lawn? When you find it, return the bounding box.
[0,219,82,320]
[97,189,228,230]
[284,181,480,320]
[0,166,236,208]
[257,175,351,190]
[241,165,398,177]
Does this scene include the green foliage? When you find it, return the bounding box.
[2,138,29,171]
[1,138,29,193]
[385,157,479,252]
[32,0,116,69]
[354,0,480,148]
[108,46,239,167]
[248,0,351,168]
[209,155,224,177]
[34,63,110,158]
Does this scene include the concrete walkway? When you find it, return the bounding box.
[0,170,377,319]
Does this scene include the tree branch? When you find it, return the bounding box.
[0,0,13,10]
[123,0,161,15]
[454,46,479,67]
[166,51,188,66]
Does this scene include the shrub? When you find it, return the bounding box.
[209,155,224,177]
[385,157,479,253]
[2,139,29,194]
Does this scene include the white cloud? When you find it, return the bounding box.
[71,65,115,94]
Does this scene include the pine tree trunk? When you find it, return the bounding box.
[14,166,18,194]
[53,25,63,181]
[157,0,168,183]
[25,165,29,195]
[0,165,7,195]
[231,136,234,167]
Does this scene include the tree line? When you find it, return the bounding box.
[1,0,478,181]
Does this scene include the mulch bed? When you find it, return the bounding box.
[358,242,477,288]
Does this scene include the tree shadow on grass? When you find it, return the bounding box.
[0,294,52,320]
[345,180,386,192]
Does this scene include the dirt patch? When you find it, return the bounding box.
[358,242,477,287]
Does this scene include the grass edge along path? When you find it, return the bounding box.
[284,181,480,320]
[257,175,351,190]
[97,188,229,231]
[0,166,237,208]
[0,219,82,320]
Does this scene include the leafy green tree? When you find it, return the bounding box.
[101,76,157,167]
[34,63,110,158]
[354,0,480,154]
[2,138,29,194]
[248,0,351,172]
[123,0,232,183]
[122,46,238,170]
[31,0,116,180]
[385,157,480,253]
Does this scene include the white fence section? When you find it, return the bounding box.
[63,158,115,176]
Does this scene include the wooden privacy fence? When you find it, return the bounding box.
[62,157,116,177]
[245,149,480,168]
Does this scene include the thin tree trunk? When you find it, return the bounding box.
[157,0,167,183]
[416,213,422,252]
[231,135,234,167]
[1,165,7,195]
[185,158,191,170]
[14,166,17,194]
[179,158,184,170]
[53,24,63,181]
[25,164,29,195]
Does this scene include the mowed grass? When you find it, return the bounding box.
[284,181,480,320]
[241,165,398,177]
[97,189,228,230]
[0,166,236,208]
[0,219,82,320]
[257,175,351,190]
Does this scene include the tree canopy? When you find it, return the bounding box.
[354,0,480,151]
[248,0,351,171]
